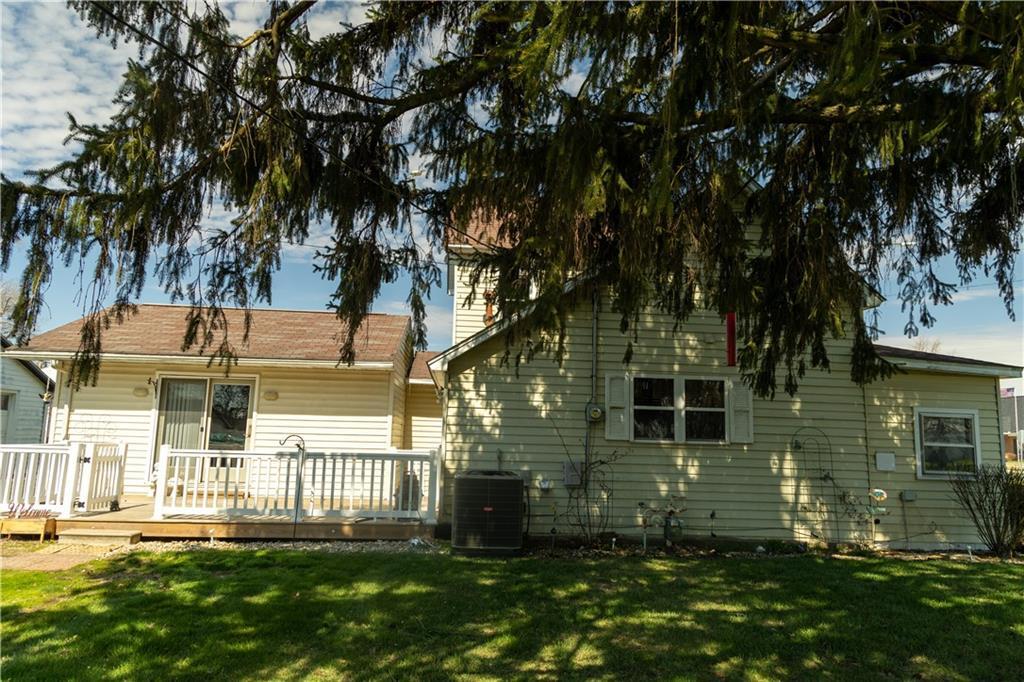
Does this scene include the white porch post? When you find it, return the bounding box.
[115,441,128,506]
[426,447,439,524]
[59,443,83,518]
[76,443,96,514]
[152,444,170,520]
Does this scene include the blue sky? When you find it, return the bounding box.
[1,2,1021,370]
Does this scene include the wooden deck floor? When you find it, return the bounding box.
[50,496,434,541]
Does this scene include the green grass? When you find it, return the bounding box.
[2,549,1022,681]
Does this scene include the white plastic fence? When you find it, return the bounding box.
[0,442,126,517]
[77,443,128,513]
[153,445,439,522]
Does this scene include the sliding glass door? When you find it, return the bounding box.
[208,383,253,451]
[155,378,255,465]
[156,379,207,450]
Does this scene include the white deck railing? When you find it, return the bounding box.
[1,442,127,517]
[153,445,439,522]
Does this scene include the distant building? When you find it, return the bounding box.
[1000,388,1023,464]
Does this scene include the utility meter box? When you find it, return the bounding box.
[563,461,582,487]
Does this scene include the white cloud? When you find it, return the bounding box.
[950,287,1004,305]
[1,3,134,178]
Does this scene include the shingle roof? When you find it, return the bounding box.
[24,305,411,364]
[409,351,440,380]
[446,212,512,250]
[875,344,1022,371]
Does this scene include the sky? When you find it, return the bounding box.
[1,1,1021,380]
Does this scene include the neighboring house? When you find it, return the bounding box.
[1000,390,1023,465]
[0,337,52,443]
[429,224,1023,550]
[8,306,442,495]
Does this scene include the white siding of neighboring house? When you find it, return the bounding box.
[404,383,442,450]
[441,297,1007,550]
[0,357,48,443]
[50,361,397,495]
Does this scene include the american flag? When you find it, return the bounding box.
[1002,387,1016,398]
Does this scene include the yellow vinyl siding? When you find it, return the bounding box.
[863,373,1002,549]
[404,383,442,450]
[389,331,413,449]
[451,255,497,344]
[442,297,1006,549]
[56,363,155,494]
[252,368,392,453]
[52,362,396,494]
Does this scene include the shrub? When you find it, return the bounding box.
[949,466,1024,557]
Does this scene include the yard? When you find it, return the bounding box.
[2,544,1022,681]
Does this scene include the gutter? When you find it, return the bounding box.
[0,350,395,371]
[881,357,1023,379]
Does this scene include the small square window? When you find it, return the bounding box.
[633,378,675,441]
[634,378,674,407]
[634,410,675,441]
[685,411,726,441]
[685,380,725,409]
[0,393,12,411]
[916,410,979,476]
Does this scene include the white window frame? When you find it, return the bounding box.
[629,374,730,444]
[631,375,678,443]
[146,371,260,475]
[913,407,983,479]
[0,390,16,442]
[681,377,729,444]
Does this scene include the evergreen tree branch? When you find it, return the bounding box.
[739,23,1002,68]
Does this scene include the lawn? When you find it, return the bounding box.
[2,547,1022,681]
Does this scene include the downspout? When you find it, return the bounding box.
[62,367,74,442]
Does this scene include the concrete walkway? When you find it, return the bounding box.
[2,543,117,572]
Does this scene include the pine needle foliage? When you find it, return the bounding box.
[2,1,1021,391]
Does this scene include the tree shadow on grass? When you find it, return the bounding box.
[3,551,1023,681]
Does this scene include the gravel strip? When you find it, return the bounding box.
[104,537,441,558]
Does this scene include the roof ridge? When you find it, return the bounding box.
[108,302,411,320]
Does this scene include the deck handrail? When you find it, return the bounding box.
[153,445,440,523]
[1,442,125,518]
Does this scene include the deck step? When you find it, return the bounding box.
[57,528,142,546]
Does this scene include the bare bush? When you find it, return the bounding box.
[949,466,1024,557]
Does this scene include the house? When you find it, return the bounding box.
[2,225,1021,549]
[429,224,1023,550]
[1,337,52,443]
[4,306,442,504]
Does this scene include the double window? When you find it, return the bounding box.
[631,377,729,443]
[913,408,981,477]
[605,374,753,444]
